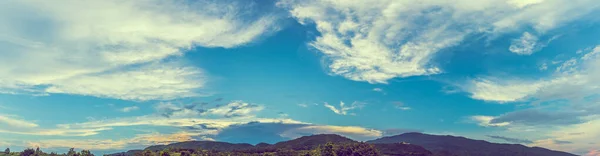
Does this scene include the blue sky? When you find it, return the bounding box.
[1,0,600,155]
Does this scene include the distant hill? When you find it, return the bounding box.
[255,142,271,148]
[270,134,358,150]
[367,132,576,156]
[107,150,142,156]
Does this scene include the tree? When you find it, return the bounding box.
[67,148,77,156]
[80,150,93,156]
[317,142,336,156]
[34,147,41,156]
[140,150,154,156]
[158,151,169,156]
[179,151,190,156]
[4,148,9,154]
[21,149,35,156]
[335,143,379,156]
[275,149,298,156]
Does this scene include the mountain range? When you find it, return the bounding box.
[110,133,576,156]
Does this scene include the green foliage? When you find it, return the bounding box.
[316,142,336,156]
[158,151,169,156]
[5,147,76,156]
[9,141,384,156]
[135,150,154,156]
[124,142,384,156]
[334,143,379,156]
[274,149,298,156]
[80,150,93,156]
[67,148,77,156]
[178,151,190,156]
[20,149,35,156]
[35,148,40,156]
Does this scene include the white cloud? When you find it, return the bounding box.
[45,63,206,101]
[524,118,600,155]
[204,101,265,118]
[155,100,265,118]
[470,115,511,127]
[507,0,545,8]
[464,45,600,103]
[372,88,386,95]
[0,115,39,128]
[396,107,412,111]
[372,88,383,92]
[120,106,139,113]
[509,32,542,55]
[540,62,548,71]
[464,47,600,154]
[466,78,546,103]
[0,0,278,100]
[278,0,598,83]
[324,101,365,115]
[0,115,110,136]
[61,101,303,130]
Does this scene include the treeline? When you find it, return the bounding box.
[1,148,93,156]
[115,142,380,156]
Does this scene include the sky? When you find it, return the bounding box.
[0,0,599,155]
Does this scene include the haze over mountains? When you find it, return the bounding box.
[110,133,576,156]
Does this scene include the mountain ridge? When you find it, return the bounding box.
[367,132,576,156]
[109,132,575,156]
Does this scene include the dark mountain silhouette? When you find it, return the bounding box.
[372,143,433,156]
[270,134,358,150]
[367,132,576,156]
[255,142,271,148]
[267,134,432,156]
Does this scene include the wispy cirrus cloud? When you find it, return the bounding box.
[0,115,39,128]
[464,46,600,154]
[155,100,264,118]
[278,0,599,83]
[469,115,510,127]
[464,45,600,103]
[323,101,365,115]
[509,32,545,55]
[0,0,279,101]
[0,115,110,136]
